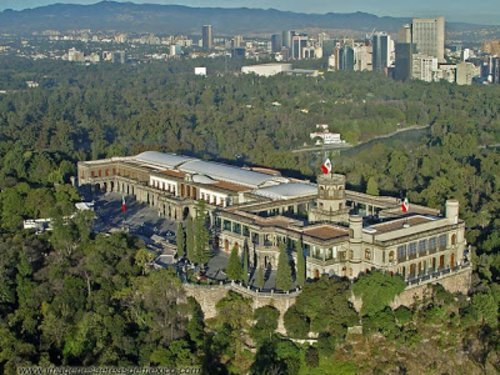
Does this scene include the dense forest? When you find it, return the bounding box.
[0,56,498,373]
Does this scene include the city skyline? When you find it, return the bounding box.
[1,0,499,25]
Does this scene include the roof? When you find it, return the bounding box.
[160,169,186,179]
[179,159,288,188]
[365,215,437,234]
[134,151,194,170]
[302,225,349,241]
[253,183,317,200]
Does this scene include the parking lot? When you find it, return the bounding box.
[88,192,284,289]
[92,192,177,241]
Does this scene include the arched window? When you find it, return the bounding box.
[451,234,457,246]
[364,249,371,260]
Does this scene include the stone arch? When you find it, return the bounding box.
[388,251,395,262]
[183,207,190,220]
[224,239,229,252]
[451,234,457,246]
[451,253,455,268]
[313,269,320,279]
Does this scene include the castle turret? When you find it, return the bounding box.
[446,199,459,224]
[308,173,349,224]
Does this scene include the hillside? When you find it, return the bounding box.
[0,1,494,35]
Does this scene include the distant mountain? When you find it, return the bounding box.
[0,1,492,35]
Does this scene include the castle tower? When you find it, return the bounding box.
[309,173,349,224]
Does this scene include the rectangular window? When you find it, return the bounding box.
[438,234,447,250]
[243,226,249,237]
[397,245,407,261]
[325,248,333,260]
[429,237,437,253]
[408,242,417,259]
[223,220,231,231]
[233,223,241,235]
[418,239,427,256]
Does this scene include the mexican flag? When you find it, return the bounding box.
[401,197,409,213]
[321,158,333,174]
[121,196,127,214]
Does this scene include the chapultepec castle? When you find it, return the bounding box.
[78,151,471,292]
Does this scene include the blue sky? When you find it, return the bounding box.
[1,0,499,24]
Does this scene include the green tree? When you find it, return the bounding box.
[276,243,292,291]
[471,291,498,328]
[295,240,305,287]
[352,270,406,316]
[194,200,210,264]
[226,244,243,281]
[251,306,279,344]
[255,265,265,289]
[242,244,249,284]
[366,176,380,196]
[186,217,195,262]
[176,222,185,258]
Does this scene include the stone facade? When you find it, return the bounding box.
[183,282,298,334]
[78,151,471,293]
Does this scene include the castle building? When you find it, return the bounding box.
[78,151,470,286]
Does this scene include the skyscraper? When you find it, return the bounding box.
[394,43,415,81]
[372,32,391,72]
[202,25,213,50]
[291,34,308,60]
[271,34,282,53]
[282,30,294,49]
[411,17,445,62]
[339,45,355,71]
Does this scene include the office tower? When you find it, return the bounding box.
[231,47,246,59]
[372,32,391,72]
[395,43,415,81]
[354,45,372,71]
[202,25,213,50]
[399,24,412,43]
[232,35,243,48]
[339,45,354,71]
[282,30,294,49]
[291,34,308,60]
[412,54,438,82]
[455,61,475,85]
[271,34,282,53]
[411,17,445,62]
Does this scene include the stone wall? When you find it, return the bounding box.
[183,283,298,334]
[391,266,472,309]
[185,267,471,336]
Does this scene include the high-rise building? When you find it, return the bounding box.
[232,35,243,48]
[411,17,445,63]
[394,43,415,81]
[231,47,246,59]
[372,32,391,72]
[412,54,438,82]
[282,30,295,49]
[271,34,282,53]
[339,45,355,71]
[354,44,372,72]
[455,61,476,85]
[202,25,213,50]
[291,34,308,60]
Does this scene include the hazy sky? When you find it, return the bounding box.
[1,0,499,25]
